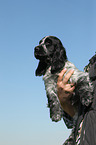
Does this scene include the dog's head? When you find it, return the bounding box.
[34,36,67,76]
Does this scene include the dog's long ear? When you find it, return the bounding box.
[51,44,67,74]
[35,61,48,76]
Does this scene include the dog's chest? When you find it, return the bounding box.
[43,67,58,96]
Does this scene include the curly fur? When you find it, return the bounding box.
[34,36,94,144]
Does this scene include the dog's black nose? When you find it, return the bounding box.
[35,46,39,52]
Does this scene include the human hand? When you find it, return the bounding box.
[57,68,75,117]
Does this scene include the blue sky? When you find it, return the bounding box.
[0,0,96,145]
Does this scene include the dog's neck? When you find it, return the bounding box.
[43,66,52,78]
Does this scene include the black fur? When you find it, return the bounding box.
[34,36,67,76]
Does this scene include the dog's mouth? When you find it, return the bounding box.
[34,53,47,61]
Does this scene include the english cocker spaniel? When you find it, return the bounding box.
[34,36,94,144]
[34,36,93,122]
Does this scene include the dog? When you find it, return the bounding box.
[34,36,94,144]
[34,35,93,122]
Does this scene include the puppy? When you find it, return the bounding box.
[34,36,93,123]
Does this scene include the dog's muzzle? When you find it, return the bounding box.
[34,46,48,60]
[34,46,39,59]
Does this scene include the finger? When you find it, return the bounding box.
[70,83,75,87]
[63,69,74,84]
[64,85,75,96]
[57,68,67,83]
[68,86,75,92]
[63,83,74,91]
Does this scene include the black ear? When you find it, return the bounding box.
[35,61,48,76]
[51,44,67,74]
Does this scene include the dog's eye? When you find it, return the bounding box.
[45,38,52,46]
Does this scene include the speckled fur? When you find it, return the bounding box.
[43,61,93,122]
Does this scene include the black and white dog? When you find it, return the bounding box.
[34,36,93,123]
